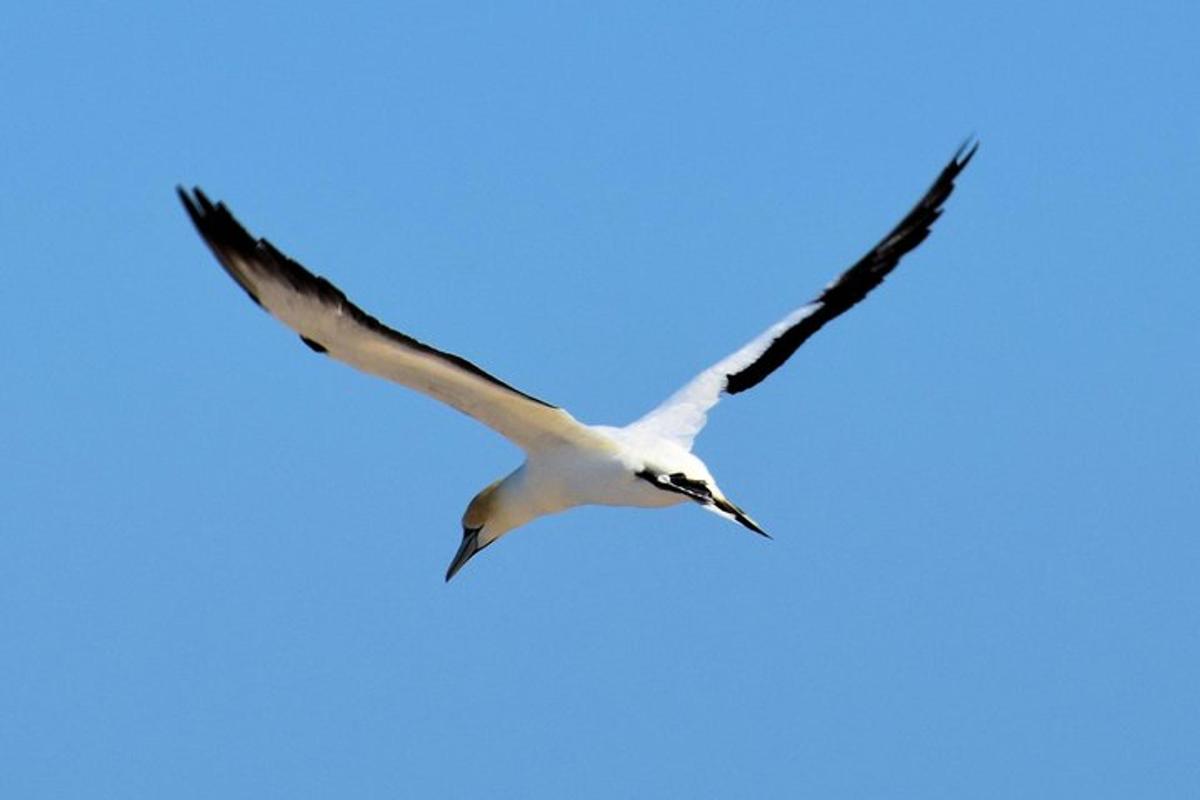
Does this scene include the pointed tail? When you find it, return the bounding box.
[712,496,771,539]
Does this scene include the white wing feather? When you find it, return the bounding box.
[626,302,821,449]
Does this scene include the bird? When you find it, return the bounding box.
[179,141,977,581]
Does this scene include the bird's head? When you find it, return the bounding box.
[445,479,508,582]
[462,479,502,533]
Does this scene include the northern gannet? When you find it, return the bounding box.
[179,141,976,580]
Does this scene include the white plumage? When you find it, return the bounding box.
[179,142,976,580]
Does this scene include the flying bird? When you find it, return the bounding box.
[179,141,977,580]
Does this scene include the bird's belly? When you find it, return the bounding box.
[571,473,687,509]
[530,450,687,511]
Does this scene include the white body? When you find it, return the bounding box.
[503,426,713,516]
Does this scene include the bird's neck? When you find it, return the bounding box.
[492,463,571,532]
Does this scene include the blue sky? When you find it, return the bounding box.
[2,2,1197,797]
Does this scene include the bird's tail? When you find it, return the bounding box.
[710,495,771,539]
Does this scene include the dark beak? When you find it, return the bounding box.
[445,526,484,582]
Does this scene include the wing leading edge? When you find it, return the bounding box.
[178,188,593,452]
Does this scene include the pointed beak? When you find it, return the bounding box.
[445,526,484,582]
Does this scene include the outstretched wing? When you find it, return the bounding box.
[179,188,595,452]
[629,141,977,449]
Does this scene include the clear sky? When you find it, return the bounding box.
[2,2,1197,797]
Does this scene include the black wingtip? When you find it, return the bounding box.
[177,185,267,308]
[953,137,980,170]
[721,138,980,397]
[176,185,213,211]
[176,185,199,221]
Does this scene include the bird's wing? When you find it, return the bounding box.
[179,188,599,452]
[628,141,977,449]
